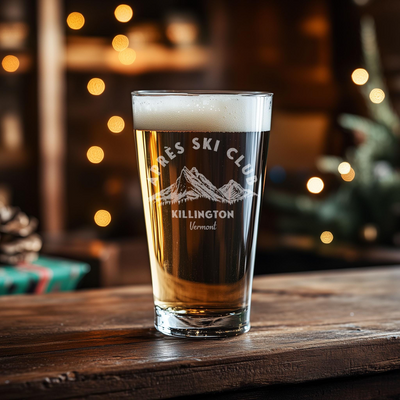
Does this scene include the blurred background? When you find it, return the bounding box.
[1,0,400,290]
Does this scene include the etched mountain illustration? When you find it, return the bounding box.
[149,167,257,205]
[220,180,257,202]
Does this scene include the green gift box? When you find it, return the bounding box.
[0,256,90,295]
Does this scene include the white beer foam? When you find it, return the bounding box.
[133,94,272,132]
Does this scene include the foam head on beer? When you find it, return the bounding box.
[132,92,272,132]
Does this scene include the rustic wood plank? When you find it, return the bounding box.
[0,267,400,399]
[178,370,400,400]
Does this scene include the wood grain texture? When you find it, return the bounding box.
[1,267,400,399]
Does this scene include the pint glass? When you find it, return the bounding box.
[132,91,273,338]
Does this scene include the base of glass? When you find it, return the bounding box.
[154,306,250,338]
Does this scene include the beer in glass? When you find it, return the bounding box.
[132,91,273,338]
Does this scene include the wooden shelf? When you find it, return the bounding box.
[66,37,210,74]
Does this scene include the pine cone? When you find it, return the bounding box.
[0,205,42,264]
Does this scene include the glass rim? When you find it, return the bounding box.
[131,90,273,97]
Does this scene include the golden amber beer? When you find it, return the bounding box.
[132,91,273,337]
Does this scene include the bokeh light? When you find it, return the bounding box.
[2,55,20,72]
[338,162,351,175]
[351,68,369,85]
[341,168,356,182]
[114,5,133,23]
[87,146,104,164]
[369,88,385,104]
[112,34,129,51]
[107,116,125,134]
[94,210,112,227]
[87,78,105,95]
[363,224,377,241]
[118,48,136,65]
[320,231,334,244]
[307,177,324,194]
[67,12,85,30]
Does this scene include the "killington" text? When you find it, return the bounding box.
[172,210,234,219]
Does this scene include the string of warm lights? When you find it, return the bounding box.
[317,68,370,243]
[306,179,333,243]
[351,67,385,104]
[311,160,355,245]
[66,5,134,227]
[113,6,136,66]
[298,29,390,245]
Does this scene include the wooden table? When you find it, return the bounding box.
[1,267,400,399]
